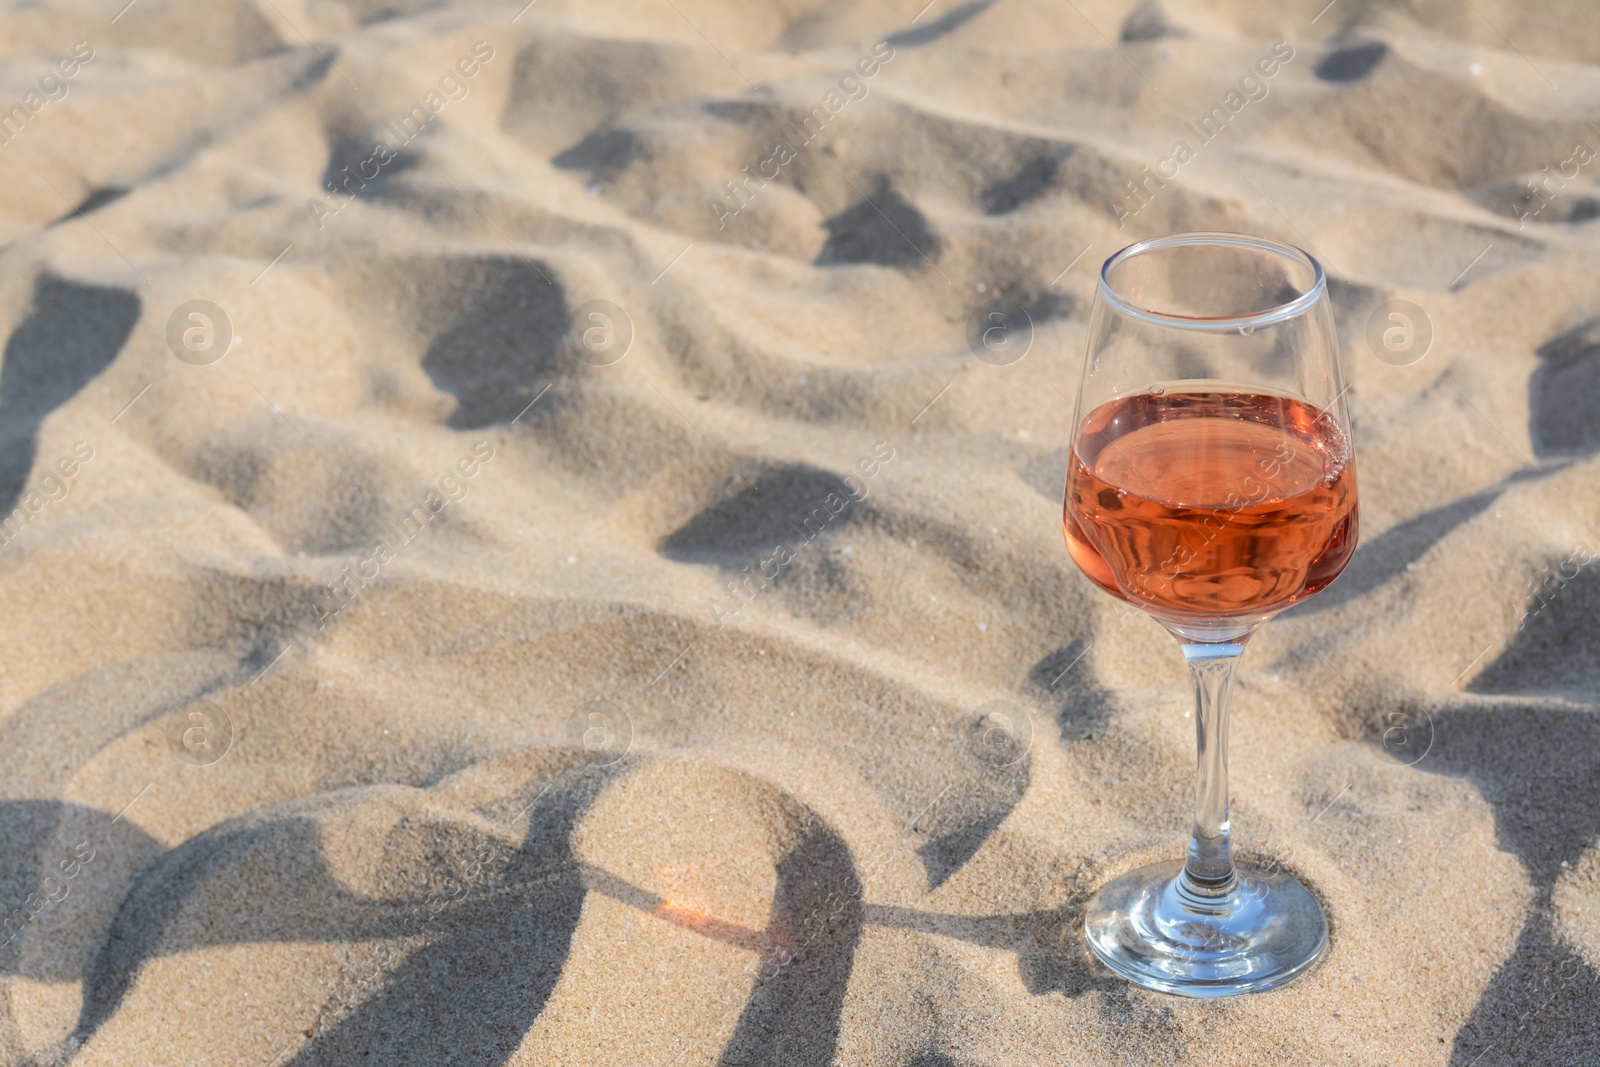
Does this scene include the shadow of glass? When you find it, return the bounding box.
[716,819,864,1067]
[287,766,613,1066]
[67,760,616,1065]
[865,896,1113,1001]
[0,800,163,983]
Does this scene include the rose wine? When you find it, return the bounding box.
[1064,390,1357,619]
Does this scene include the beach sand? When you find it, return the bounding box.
[0,0,1598,1063]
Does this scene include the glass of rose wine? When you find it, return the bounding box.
[1064,232,1357,996]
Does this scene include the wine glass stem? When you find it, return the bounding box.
[1180,642,1244,897]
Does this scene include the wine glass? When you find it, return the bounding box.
[1063,232,1358,997]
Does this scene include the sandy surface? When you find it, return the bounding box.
[1,0,1598,1064]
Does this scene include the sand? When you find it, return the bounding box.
[0,0,1597,1063]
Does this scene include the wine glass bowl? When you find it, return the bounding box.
[1063,389,1358,631]
[1065,233,1357,997]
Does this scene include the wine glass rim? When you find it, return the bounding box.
[1098,231,1328,332]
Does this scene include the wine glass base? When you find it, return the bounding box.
[1083,859,1327,998]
